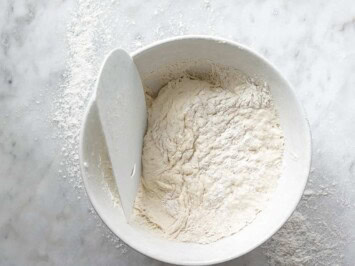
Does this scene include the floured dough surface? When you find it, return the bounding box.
[133,70,284,244]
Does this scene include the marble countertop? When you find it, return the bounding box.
[1,0,355,265]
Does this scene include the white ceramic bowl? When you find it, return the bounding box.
[80,36,311,265]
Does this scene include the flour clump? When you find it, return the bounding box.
[133,68,284,244]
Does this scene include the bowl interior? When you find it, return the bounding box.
[80,37,311,265]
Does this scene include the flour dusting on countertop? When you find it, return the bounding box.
[51,0,126,253]
[261,179,348,265]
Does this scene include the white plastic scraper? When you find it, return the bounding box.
[95,49,147,221]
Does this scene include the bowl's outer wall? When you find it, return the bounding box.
[80,36,311,266]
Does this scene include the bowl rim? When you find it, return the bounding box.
[79,35,312,265]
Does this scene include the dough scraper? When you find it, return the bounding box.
[95,49,147,221]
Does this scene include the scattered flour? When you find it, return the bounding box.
[262,210,344,265]
[51,0,126,253]
[133,68,284,244]
[261,179,347,265]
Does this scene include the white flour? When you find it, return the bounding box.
[133,70,284,244]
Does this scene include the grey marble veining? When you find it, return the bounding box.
[1,0,355,265]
